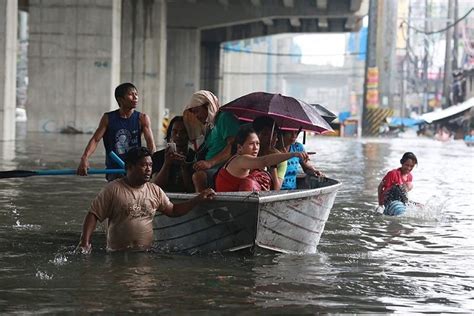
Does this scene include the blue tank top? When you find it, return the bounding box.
[281,142,304,190]
[103,110,142,168]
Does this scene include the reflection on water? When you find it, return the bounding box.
[0,132,473,313]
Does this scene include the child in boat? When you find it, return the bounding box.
[252,116,287,190]
[215,126,308,192]
[277,130,323,190]
[377,152,418,212]
[151,116,195,193]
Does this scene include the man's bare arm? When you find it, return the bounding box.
[141,113,156,153]
[77,212,98,253]
[77,114,108,176]
[161,189,215,217]
[193,137,234,171]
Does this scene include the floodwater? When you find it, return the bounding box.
[1,127,473,313]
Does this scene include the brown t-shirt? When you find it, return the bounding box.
[89,179,172,251]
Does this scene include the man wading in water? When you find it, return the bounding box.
[77,147,215,253]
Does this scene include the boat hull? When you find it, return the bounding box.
[153,177,341,254]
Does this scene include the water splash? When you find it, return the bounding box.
[373,196,452,223]
[49,254,68,266]
[12,220,41,230]
[402,196,450,222]
[35,270,53,280]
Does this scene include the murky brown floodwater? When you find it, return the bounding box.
[1,127,473,313]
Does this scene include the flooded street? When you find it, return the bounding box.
[1,129,473,313]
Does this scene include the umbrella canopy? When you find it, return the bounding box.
[310,104,337,123]
[221,92,333,133]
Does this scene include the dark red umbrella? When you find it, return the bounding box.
[221,92,333,133]
[311,103,337,123]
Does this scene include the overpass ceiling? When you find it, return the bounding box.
[167,0,368,37]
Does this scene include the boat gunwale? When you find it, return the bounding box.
[165,179,342,204]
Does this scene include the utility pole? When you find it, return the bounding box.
[401,1,413,119]
[452,0,459,70]
[422,0,430,114]
[362,0,378,136]
[442,0,454,109]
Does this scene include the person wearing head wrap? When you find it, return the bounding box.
[183,90,240,192]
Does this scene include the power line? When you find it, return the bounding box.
[223,69,365,76]
[399,7,473,35]
[222,46,365,57]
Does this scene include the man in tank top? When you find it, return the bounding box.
[76,83,156,181]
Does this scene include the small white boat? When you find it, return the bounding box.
[153,176,341,254]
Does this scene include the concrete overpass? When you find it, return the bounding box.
[1,0,367,142]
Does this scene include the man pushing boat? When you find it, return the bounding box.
[77,147,215,253]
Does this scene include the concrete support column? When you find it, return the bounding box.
[201,41,221,97]
[165,27,200,119]
[28,0,121,133]
[0,0,17,141]
[121,0,167,144]
[376,0,398,109]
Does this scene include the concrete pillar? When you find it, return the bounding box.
[165,27,200,119]
[0,0,17,141]
[201,41,221,97]
[121,0,167,144]
[27,0,121,133]
[376,0,398,109]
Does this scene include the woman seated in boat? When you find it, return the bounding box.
[252,116,287,190]
[151,116,195,193]
[215,125,309,192]
[277,130,323,190]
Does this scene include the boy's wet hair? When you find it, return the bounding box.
[114,82,137,101]
[125,147,151,169]
[232,125,256,155]
[400,152,418,165]
[165,116,184,142]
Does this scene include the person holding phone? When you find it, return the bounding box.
[151,116,195,192]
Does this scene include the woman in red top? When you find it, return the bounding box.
[215,126,308,192]
[377,152,418,206]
